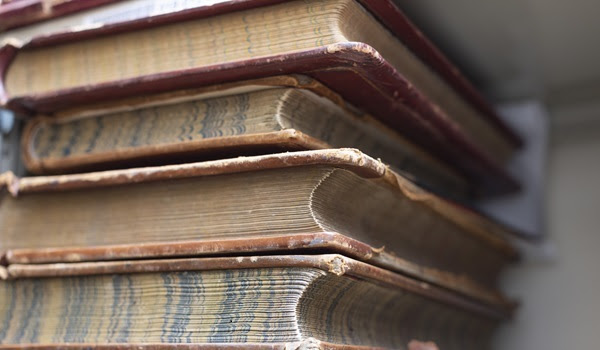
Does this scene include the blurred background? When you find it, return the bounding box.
[395,0,600,348]
[1,0,599,348]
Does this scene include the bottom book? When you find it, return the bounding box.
[0,340,438,350]
[0,255,503,350]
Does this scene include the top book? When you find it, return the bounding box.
[0,0,522,192]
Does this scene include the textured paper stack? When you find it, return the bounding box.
[0,1,524,349]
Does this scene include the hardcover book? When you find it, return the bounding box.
[2,232,509,307]
[21,75,467,197]
[0,343,390,350]
[0,254,508,350]
[0,0,522,195]
[0,149,519,296]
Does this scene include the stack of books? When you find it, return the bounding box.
[0,1,523,349]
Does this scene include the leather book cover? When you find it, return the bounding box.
[5,254,512,318]
[0,148,523,242]
[4,233,510,309]
[20,75,468,200]
[1,254,508,349]
[0,0,521,196]
[0,149,521,304]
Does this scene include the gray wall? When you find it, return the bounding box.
[494,121,600,349]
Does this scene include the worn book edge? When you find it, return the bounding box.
[0,149,521,252]
[3,232,513,309]
[0,148,518,250]
[0,41,520,196]
[21,74,461,192]
[20,74,339,173]
[5,253,512,320]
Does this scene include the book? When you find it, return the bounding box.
[0,254,508,349]
[2,232,511,309]
[0,342,389,350]
[21,75,468,197]
[0,0,521,196]
[0,149,519,295]
[0,0,118,32]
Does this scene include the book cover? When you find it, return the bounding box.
[0,149,521,294]
[21,75,469,198]
[1,254,507,349]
